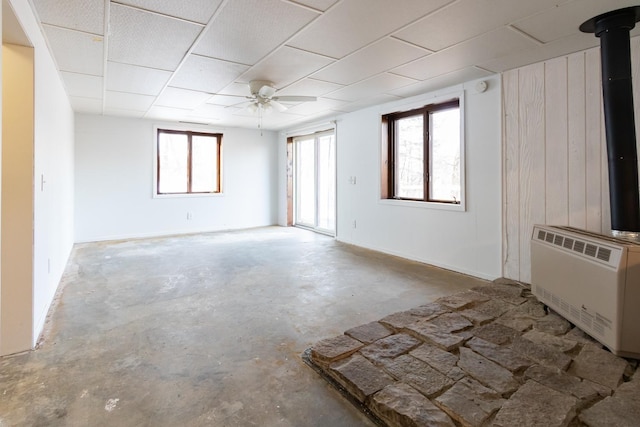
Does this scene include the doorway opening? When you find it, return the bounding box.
[292,130,336,235]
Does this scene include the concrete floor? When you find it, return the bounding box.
[0,226,488,426]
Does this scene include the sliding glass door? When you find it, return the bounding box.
[294,131,335,234]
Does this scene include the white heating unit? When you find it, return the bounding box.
[531,225,640,358]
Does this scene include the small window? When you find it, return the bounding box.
[382,99,461,204]
[157,129,222,195]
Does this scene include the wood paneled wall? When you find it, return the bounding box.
[502,38,640,283]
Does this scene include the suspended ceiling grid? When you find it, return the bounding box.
[28,0,640,131]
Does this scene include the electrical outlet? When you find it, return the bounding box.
[187,212,192,220]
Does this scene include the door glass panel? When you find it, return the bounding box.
[296,138,315,226]
[317,135,335,231]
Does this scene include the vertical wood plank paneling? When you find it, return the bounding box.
[518,63,546,284]
[503,70,520,280]
[585,48,602,233]
[567,52,587,228]
[544,57,569,226]
[502,40,640,282]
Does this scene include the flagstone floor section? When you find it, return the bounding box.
[304,279,640,427]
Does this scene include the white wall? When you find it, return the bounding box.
[75,115,278,242]
[502,37,640,283]
[280,77,502,280]
[1,0,75,353]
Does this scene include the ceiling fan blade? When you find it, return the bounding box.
[258,84,277,99]
[269,100,287,112]
[273,96,317,102]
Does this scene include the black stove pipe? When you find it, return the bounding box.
[581,7,640,236]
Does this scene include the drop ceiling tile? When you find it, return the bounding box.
[389,67,494,97]
[43,25,103,75]
[478,32,599,73]
[276,78,344,97]
[115,0,224,24]
[284,98,348,115]
[239,46,334,89]
[335,94,402,113]
[287,0,454,58]
[105,91,156,112]
[32,0,104,34]
[106,62,172,96]
[103,108,145,119]
[108,3,203,71]
[289,0,339,12]
[393,27,538,81]
[145,105,192,121]
[61,72,103,98]
[193,0,318,65]
[156,87,211,109]
[325,73,417,102]
[393,0,567,51]
[217,82,253,97]
[206,95,251,107]
[171,55,250,93]
[513,0,640,43]
[312,38,428,85]
[70,96,102,113]
[189,103,235,119]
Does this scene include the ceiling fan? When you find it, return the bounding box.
[239,80,317,114]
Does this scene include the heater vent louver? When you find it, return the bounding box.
[535,228,614,265]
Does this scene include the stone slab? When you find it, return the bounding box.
[407,302,448,319]
[380,311,423,331]
[345,321,392,344]
[359,333,421,365]
[329,353,395,403]
[311,334,363,365]
[436,291,490,310]
[568,343,628,390]
[579,375,640,427]
[535,312,571,335]
[471,283,527,305]
[457,347,519,395]
[472,322,521,345]
[380,355,454,398]
[492,380,578,427]
[466,337,532,373]
[496,299,547,331]
[435,376,505,426]
[522,329,578,353]
[458,308,494,325]
[408,328,464,351]
[410,344,460,378]
[372,382,455,427]
[524,365,599,402]
[473,299,516,318]
[511,336,572,371]
[564,326,599,345]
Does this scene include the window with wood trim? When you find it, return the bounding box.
[382,99,461,204]
[156,129,222,195]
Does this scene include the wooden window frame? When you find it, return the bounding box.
[156,128,222,195]
[381,99,460,204]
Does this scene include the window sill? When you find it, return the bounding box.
[153,192,224,199]
[379,198,466,212]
